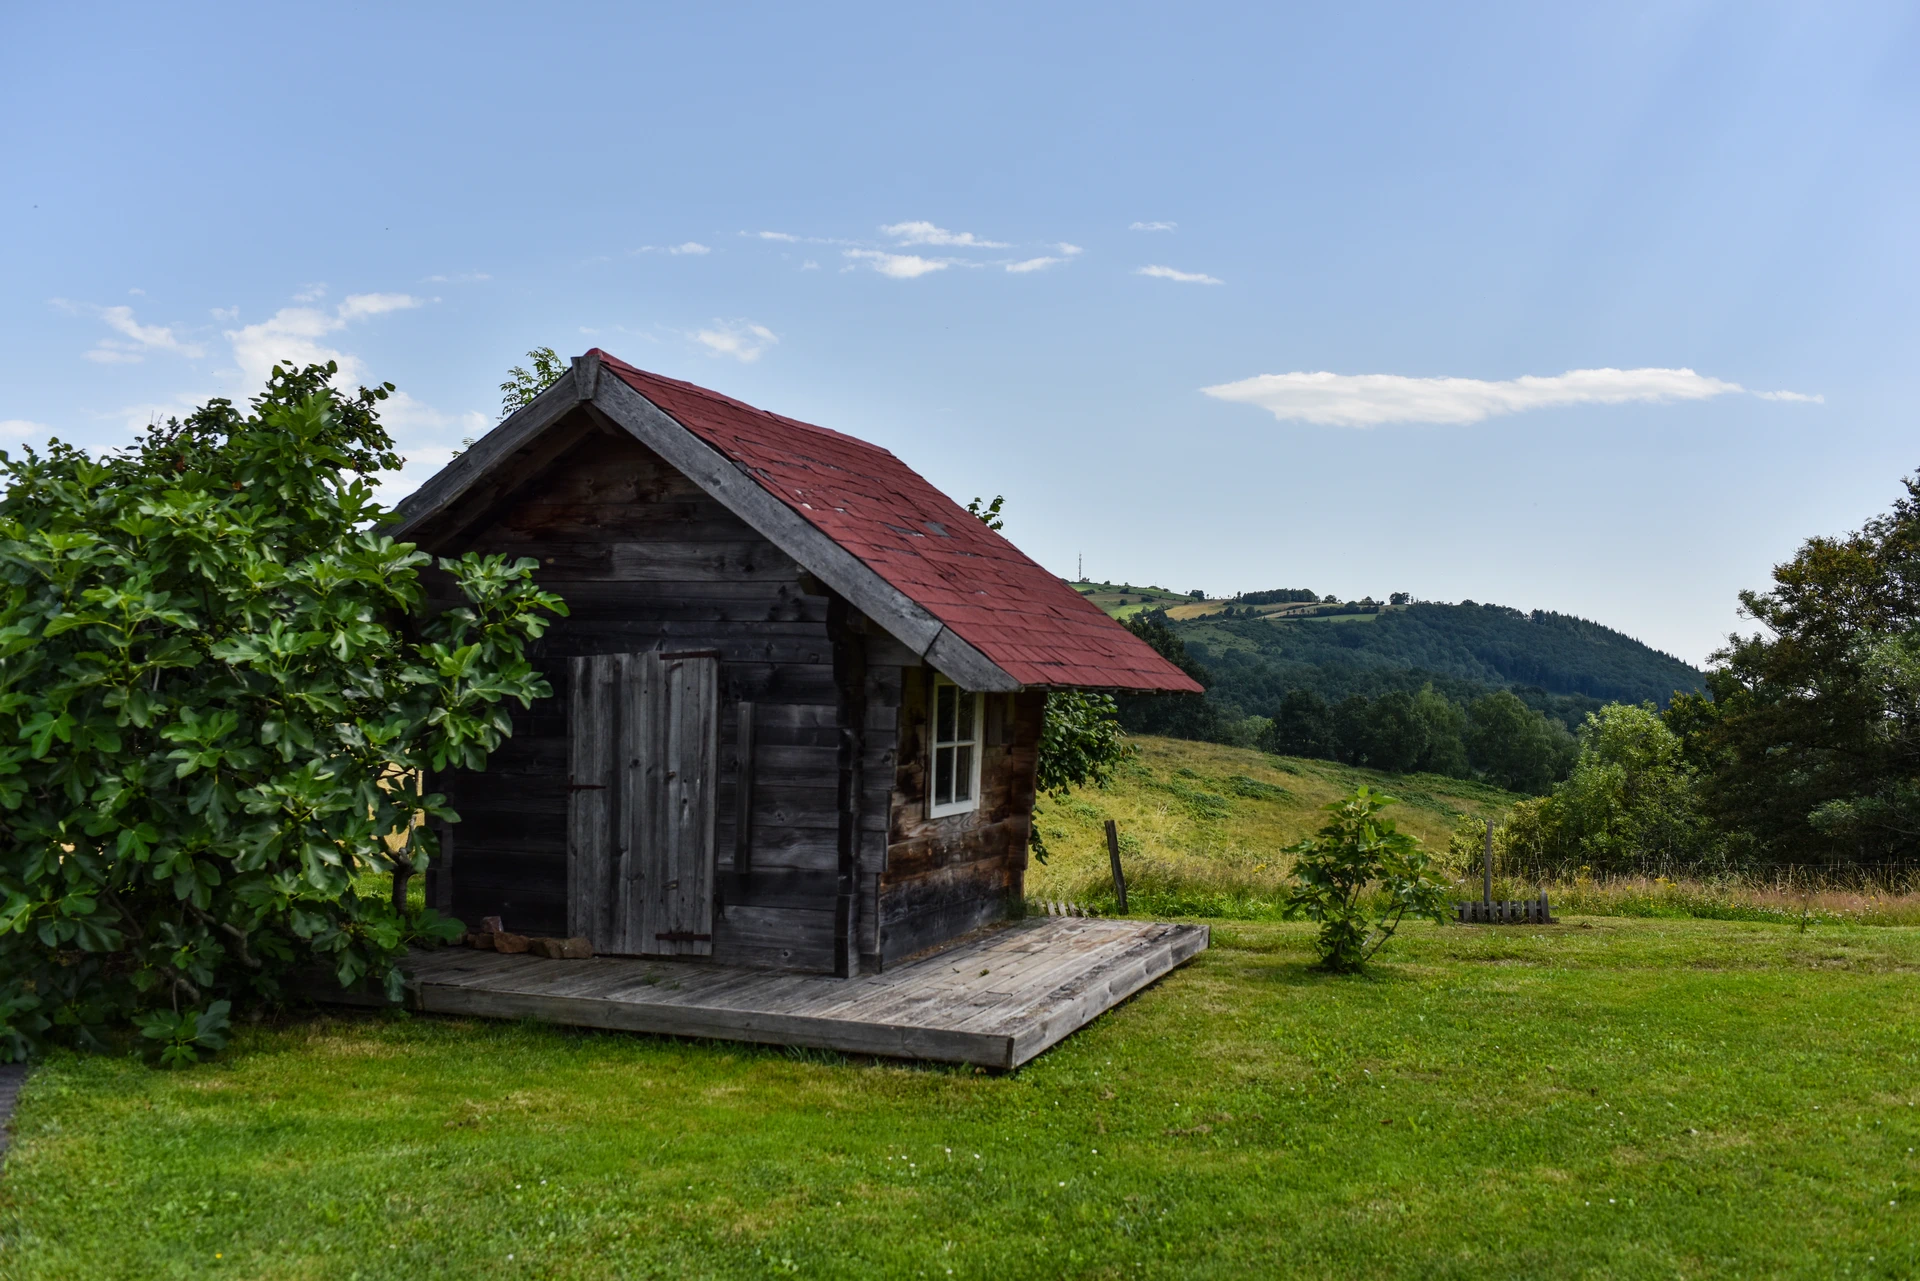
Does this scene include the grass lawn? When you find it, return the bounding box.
[1028,736,1516,916]
[5,916,1919,1279]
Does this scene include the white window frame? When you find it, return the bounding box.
[928,675,983,819]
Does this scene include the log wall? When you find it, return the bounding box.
[878,678,1045,965]
[412,407,1033,976]
[417,413,895,973]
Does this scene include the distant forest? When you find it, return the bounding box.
[1180,600,1703,728]
[1114,597,1707,794]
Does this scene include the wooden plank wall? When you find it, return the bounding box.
[420,414,893,973]
[877,679,1045,966]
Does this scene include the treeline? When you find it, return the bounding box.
[1188,601,1704,708]
[1236,587,1320,605]
[1493,471,1920,875]
[1116,614,1577,794]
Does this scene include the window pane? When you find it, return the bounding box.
[935,746,954,805]
[955,690,974,743]
[936,684,955,744]
[954,745,973,803]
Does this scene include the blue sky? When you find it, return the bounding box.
[3,2,1914,665]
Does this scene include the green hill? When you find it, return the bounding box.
[1073,582,1705,730]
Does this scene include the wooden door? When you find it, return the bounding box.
[568,651,719,956]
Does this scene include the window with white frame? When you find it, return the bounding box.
[929,676,982,818]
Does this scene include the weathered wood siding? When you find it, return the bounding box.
[418,410,899,973]
[878,677,1044,965]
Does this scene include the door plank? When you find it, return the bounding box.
[567,654,618,948]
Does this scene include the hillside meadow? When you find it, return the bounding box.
[1028,737,1920,928]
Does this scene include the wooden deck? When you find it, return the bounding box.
[404,917,1208,1069]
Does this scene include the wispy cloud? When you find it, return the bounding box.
[1202,367,1821,428]
[692,320,779,363]
[635,242,712,256]
[1136,265,1222,285]
[844,249,951,279]
[750,230,800,242]
[1006,256,1063,273]
[1059,243,1083,256]
[423,271,492,283]
[1757,389,1824,403]
[63,302,207,363]
[1130,221,1177,232]
[0,419,50,439]
[881,221,1009,249]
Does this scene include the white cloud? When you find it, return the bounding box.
[224,293,423,386]
[0,419,50,439]
[801,259,819,271]
[423,271,492,283]
[293,284,327,302]
[844,249,951,279]
[1006,256,1064,273]
[77,304,207,363]
[1756,389,1825,403]
[750,230,800,242]
[211,306,239,321]
[1200,366,1821,427]
[1136,265,1222,285]
[1130,221,1177,232]
[128,287,145,296]
[881,220,1009,249]
[692,320,779,363]
[335,293,422,322]
[671,242,709,255]
[1058,243,1083,256]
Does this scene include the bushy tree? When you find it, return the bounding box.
[1282,787,1451,971]
[1501,703,1715,873]
[1467,689,1576,793]
[1684,473,1920,865]
[1264,688,1335,758]
[0,364,563,1061]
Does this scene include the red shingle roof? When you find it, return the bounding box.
[589,351,1202,694]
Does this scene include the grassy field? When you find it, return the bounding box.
[6,916,1920,1279]
[1026,736,1519,917]
[1067,581,1197,620]
[1028,737,1920,927]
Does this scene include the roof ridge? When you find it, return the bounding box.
[588,349,899,457]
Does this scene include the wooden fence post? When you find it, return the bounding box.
[1483,818,1495,905]
[1104,819,1128,914]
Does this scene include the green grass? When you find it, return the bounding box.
[1030,737,1920,927]
[1029,736,1517,918]
[6,917,1920,1278]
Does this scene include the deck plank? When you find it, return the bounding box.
[397,917,1207,1068]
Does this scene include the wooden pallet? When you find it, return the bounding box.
[1457,894,1558,924]
[403,916,1209,1069]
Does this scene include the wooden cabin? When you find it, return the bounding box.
[388,351,1201,978]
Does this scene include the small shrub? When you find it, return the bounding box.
[1282,787,1451,972]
